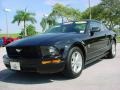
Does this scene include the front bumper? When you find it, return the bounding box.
[3,55,65,73]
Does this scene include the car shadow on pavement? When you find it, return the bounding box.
[0,69,69,84]
[0,59,103,85]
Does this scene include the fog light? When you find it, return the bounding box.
[42,59,61,64]
[42,61,51,64]
[52,59,61,63]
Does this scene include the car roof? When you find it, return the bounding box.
[59,19,101,25]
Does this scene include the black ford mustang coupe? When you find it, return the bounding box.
[3,20,116,78]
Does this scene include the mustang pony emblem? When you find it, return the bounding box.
[16,49,22,53]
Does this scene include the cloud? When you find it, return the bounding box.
[91,0,101,6]
[45,0,57,6]
[45,0,101,7]
[45,0,73,6]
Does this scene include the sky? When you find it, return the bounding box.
[0,0,101,34]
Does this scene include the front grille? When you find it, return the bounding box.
[6,46,42,59]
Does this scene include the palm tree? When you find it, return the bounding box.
[12,9,36,36]
[40,17,47,32]
[40,15,57,32]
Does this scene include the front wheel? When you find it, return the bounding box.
[63,47,84,78]
[106,40,116,58]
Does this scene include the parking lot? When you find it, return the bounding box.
[0,44,120,90]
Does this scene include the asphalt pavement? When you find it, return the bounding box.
[0,44,120,90]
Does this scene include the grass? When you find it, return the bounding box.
[0,33,19,38]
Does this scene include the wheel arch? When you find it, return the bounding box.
[62,41,87,63]
[65,41,87,64]
[62,41,86,78]
[113,37,116,44]
[110,36,116,44]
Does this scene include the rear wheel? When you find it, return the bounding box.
[106,40,116,58]
[63,47,84,78]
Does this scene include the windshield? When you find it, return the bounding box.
[45,23,87,33]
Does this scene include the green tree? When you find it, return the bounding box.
[40,16,57,32]
[12,9,36,36]
[40,17,47,32]
[19,24,37,38]
[82,0,120,29]
[50,3,81,21]
[40,3,81,31]
[100,0,120,29]
[26,24,37,36]
[82,4,103,20]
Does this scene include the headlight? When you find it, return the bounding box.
[41,46,59,56]
[49,46,59,56]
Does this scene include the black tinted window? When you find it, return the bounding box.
[101,24,108,31]
[45,23,87,33]
[90,21,101,30]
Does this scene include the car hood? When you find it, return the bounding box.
[7,33,84,47]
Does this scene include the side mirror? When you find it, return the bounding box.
[91,27,100,32]
[90,27,100,36]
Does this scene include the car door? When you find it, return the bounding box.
[85,21,108,61]
[101,23,111,50]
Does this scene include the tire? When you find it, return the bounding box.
[106,40,116,59]
[63,47,84,78]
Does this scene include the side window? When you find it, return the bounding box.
[74,24,86,33]
[101,23,108,31]
[90,21,101,31]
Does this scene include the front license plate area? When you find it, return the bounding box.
[10,62,21,70]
